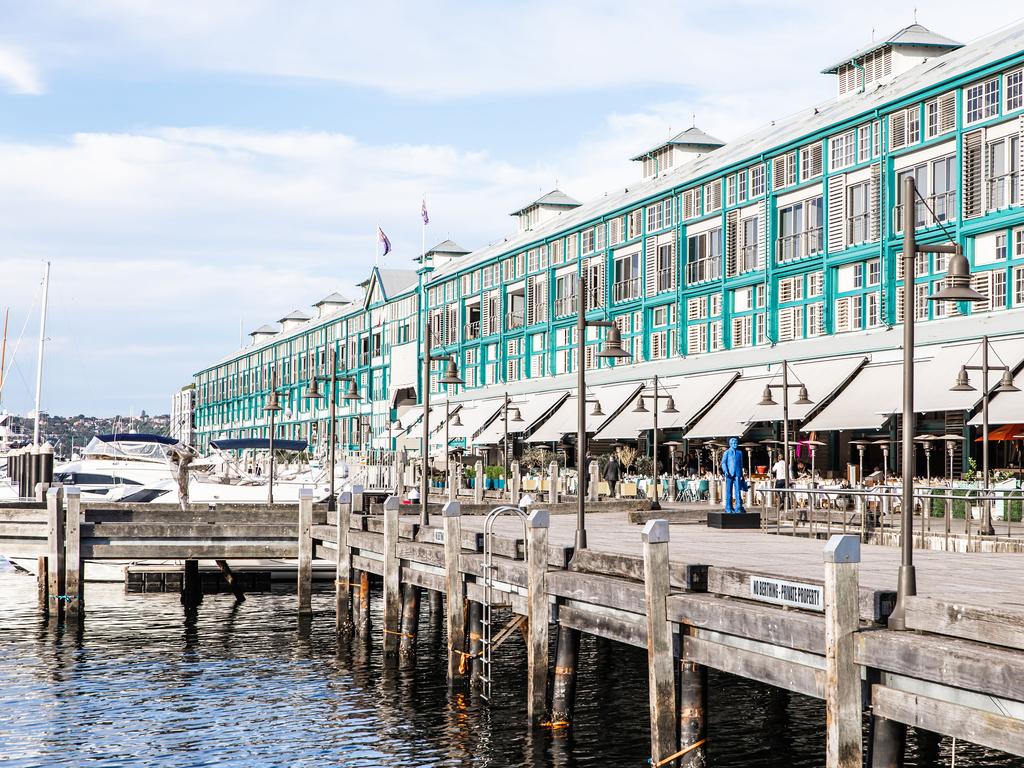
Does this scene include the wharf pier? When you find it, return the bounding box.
[2,486,1023,766]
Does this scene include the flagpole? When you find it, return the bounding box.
[375,221,379,266]
[422,194,427,265]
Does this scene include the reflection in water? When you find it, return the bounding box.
[0,561,1013,767]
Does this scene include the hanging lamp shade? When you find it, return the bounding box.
[632,396,649,413]
[794,385,813,406]
[663,395,679,414]
[440,357,464,386]
[929,251,986,302]
[949,365,975,392]
[264,391,282,413]
[343,379,360,401]
[590,401,605,417]
[450,412,463,427]
[510,406,525,423]
[996,369,1020,392]
[758,385,777,406]
[304,377,322,400]
[597,325,630,359]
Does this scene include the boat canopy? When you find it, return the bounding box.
[83,435,178,462]
[96,433,179,445]
[209,438,309,453]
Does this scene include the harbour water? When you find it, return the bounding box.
[0,561,1011,767]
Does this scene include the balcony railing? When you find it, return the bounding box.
[893,191,956,231]
[739,245,759,273]
[775,228,822,263]
[612,277,640,302]
[464,321,480,339]
[846,213,869,246]
[686,259,721,285]
[656,268,673,292]
[506,310,524,329]
[358,351,370,366]
[584,288,601,310]
[987,173,1020,211]
[554,296,576,317]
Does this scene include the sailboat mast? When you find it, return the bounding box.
[33,262,51,447]
[0,306,9,408]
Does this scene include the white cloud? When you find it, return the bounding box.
[0,46,42,94]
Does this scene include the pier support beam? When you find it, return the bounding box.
[526,509,550,725]
[37,556,48,608]
[642,519,677,766]
[824,535,862,768]
[678,657,708,767]
[382,495,401,658]
[351,484,364,515]
[510,460,521,506]
[587,460,599,502]
[467,600,484,687]
[550,624,580,725]
[473,460,484,505]
[335,491,354,635]
[399,583,421,667]
[181,559,203,608]
[915,728,941,764]
[45,486,64,618]
[443,501,468,683]
[548,461,559,504]
[64,487,83,619]
[871,716,906,768]
[297,489,313,615]
[216,560,246,603]
[356,570,371,638]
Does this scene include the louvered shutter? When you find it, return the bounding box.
[735,214,746,271]
[834,297,851,333]
[526,276,536,326]
[610,217,621,245]
[939,92,956,134]
[481,292,491,335]
[772,156,787,190]
[827,173,846,253]
[566,232,578,260]
[645,240,657,296]
[971,272,992,312]
[757,200,767,269]
[895,286,905,323]
[890,111,907,150]
[963,129,984,219]
[725,210,738,277]
[670,234,678,289]
[778,307,793,342]
[1019,115,1024,203]
[869,163,881,241]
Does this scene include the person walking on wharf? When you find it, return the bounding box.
[603,454,621,498]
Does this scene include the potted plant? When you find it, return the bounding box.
[485,465,504,490]
[464,466,476,489]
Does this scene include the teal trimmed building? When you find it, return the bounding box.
[190,21,1024,473]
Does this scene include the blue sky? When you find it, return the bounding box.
[0,1,1020,417]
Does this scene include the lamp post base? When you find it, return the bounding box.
[574,529,587,551]
[649,500,661,511]
[887,564,917,630]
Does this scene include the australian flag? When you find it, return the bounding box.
[421,199,429,225]
[378,227,392,257]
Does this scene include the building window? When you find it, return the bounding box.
[776,196,823,263]
[858,125,871,162]
[726,175,737,207]
[554,273,577,317]
[895,156,956,229]
[852,263,864,290]
[738,172,747,202]
[646,198,674,232]
[996,233,1008,261]
[830,131,856,171]
[986,137,1020,210]
[800,142,823,180]
[657,243,674,292]
[739,217,758,272]
[1014,266,1024,306]
[1008,69,1024,113]
[1016,228,1024,257]
[750,165,765,197]
[687,228,722,284]
[867,259,881,286]
[613,252,641,302]
[965,78,999,124]
[808,271,824,297]
[846,181,870,245]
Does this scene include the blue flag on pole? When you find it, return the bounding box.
[421,199,429,225]
[378,227,392,257]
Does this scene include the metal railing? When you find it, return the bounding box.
[612,277,640,302]
[775,228,823,263]
[656,267,674,292]
[987,173,1020,210]
[756,483,1024,547]
[893,191,956,231]
[464,321,480,339]
[554,296,576,317]
[739,245,759,273]
[686,259,721,285]
[505,310,524,329]
[846,213,869,245]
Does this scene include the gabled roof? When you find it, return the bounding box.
[416,239,471,263]
[249,324,278,337]
[314,292,350,307]
[630,125,726,161]
[822,24,963,74]
[278,309,310,323]
[510,189,582,216]
[361,266,419,308]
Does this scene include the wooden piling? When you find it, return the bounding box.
[548,461,559,504]
[335,490,354,635]
[824,534,862,768]
[351,484,364,514]
[215,560,246,603]
[399,583,421,667]
[510,460,521,505]
[587,460,599,502]
[64,487,83,619]
[870,716,907,768]
[45,486,64,618]
[473,460,484,504]
[642,519,677,766]
[443,501,467,682]
[181,559,203,607]
[526,509,550,725]
[356,569,371,637]
[550,624,580,725]
[297,488,313,615]
[916,728,941,763]
[678,657,707,767]
[382,495,401,657]
[467,600,484,687]
[36,556,48,608]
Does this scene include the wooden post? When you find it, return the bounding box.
[550,624,580,724]
[64,486,83,619]
[181,559,203,608]
[824,534,862,768]
[448,461,458,499]
[335,490,354,635]
[394,451,407,496]
[399,583,421,667]
[382,495,401,657]
[510,460,521,506]
[35,482,48,501]
[215,560,246,603]
[443,501,467,682]
[297,488,313,615]
[642,519,676,766]
[587,460,599,501]
[678,656,707,767]
[356,569,371,637]
[45,486,64,618]
[351,484,364,515]
[870,716,906,768]
[36,556,48,608]
[548,461,560,504]
[473,460,484,504]
[467,600,484,686]
[526,509,550,725]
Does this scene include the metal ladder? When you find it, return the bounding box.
[480,504,529,702]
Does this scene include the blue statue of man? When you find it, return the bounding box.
[721,436,746,514]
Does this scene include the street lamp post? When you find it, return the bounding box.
[263,365,287,505]
[888,174,985,630]
[632,374,679,510]
[758,360,812,521]
[305,347,360,511]
[501,392,524,499]
[421,325,464,527]
[575,271,631,550]
[948,335,1020,535]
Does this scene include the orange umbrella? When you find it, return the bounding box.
[976,424,1024,441]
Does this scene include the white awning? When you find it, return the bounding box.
[447,397,503,441]
[595,371,738,439]
[801,362,903,432]
[526,383,642,443]
[920,337,1024,413]
[387,341,419,407]
[686,356,864,439]
[474,391,569,445]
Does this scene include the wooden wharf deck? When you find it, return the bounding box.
[3,486,1024,766]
